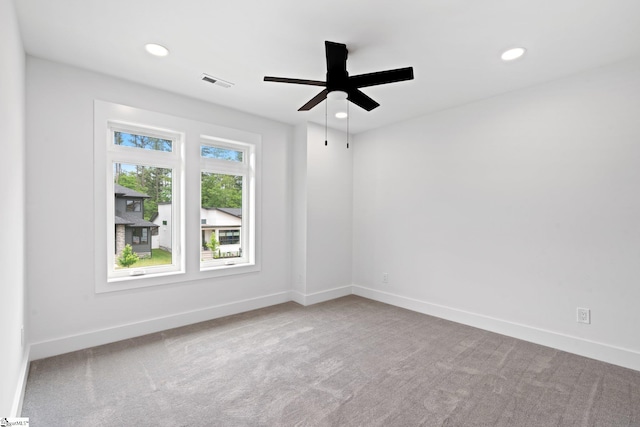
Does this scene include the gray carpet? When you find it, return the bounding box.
[22,296,640,426]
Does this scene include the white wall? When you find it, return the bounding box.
[0,0,27,415]
[291,124,308,297]
[153,203,171,250]
[352,57,640,370]
[290,123,353,304]
[202,209,242,227]
[305,123,353,298]
[26,57,293,359]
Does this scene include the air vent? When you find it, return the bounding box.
[201,73,234,88]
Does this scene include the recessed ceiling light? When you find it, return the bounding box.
[335,111,348,119]
[145,43,169,57]
[501,47,526,61]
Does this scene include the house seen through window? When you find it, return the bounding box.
[96,100,259,290]
[113,162,173,269]
[200,173,244,262]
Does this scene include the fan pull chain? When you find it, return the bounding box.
[324,99,328,146]
[346,101,350,149]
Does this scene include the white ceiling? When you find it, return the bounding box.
[15,0,640,134]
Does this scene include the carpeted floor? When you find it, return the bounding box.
[22,296,640,426]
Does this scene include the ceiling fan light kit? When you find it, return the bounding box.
[327,90,348,101]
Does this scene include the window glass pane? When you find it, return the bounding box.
[113,162,173,269]
[201,145,243,162]
[132,228,148,244]
[219,229,241,245]
[114,131,172,152]
[126,200,141,212]
[201,172,243,261]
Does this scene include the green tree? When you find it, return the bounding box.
[206,233,219,253]
[118,244,139,268]
[140,166,172,220]
[116,173,144,194]
[201,173,242,208]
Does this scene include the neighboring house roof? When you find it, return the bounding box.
[203,207,242,218]
[114,183,150,199]
[115,215,133,225]
[118,212,158,228]
[218,208,241,218]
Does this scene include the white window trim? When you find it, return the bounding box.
[107,121,184,281]
[200,136,256,270]
[94,100,261,293]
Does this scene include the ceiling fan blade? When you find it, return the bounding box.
[325,41,348,75]
[298,89,329,111]
[349,67,414,88]
[264,76,326,87]
[347,89,380,111]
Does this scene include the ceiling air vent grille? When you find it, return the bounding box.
[201,73,234,88]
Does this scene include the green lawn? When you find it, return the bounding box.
[117,248,172,269]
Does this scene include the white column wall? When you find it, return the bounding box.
[291,123,353,304]
[291,124,308,298]
[305,123,353,298]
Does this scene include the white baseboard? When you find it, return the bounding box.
[29,291,291,361]
[11,346,30,417]
[27,285,640,373]
[352,285,640,372]
[291,286,353,306]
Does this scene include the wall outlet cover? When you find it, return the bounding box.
[577,307,591,324]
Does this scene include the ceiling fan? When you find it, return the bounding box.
[264,41,414,112]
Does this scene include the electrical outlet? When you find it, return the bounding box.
[577,308,591,324]
[21,325,25,347]
[382,273,389,284]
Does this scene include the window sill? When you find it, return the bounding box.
[199,262,260,277]
[97,262,260,293]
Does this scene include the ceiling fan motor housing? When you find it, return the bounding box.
[264,40,414,112]
[325,41,349,94]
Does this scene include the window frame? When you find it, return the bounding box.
[106,123,183,282]
[199,136,256,270]
[94,100,261,294]
[126,199,141,212]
